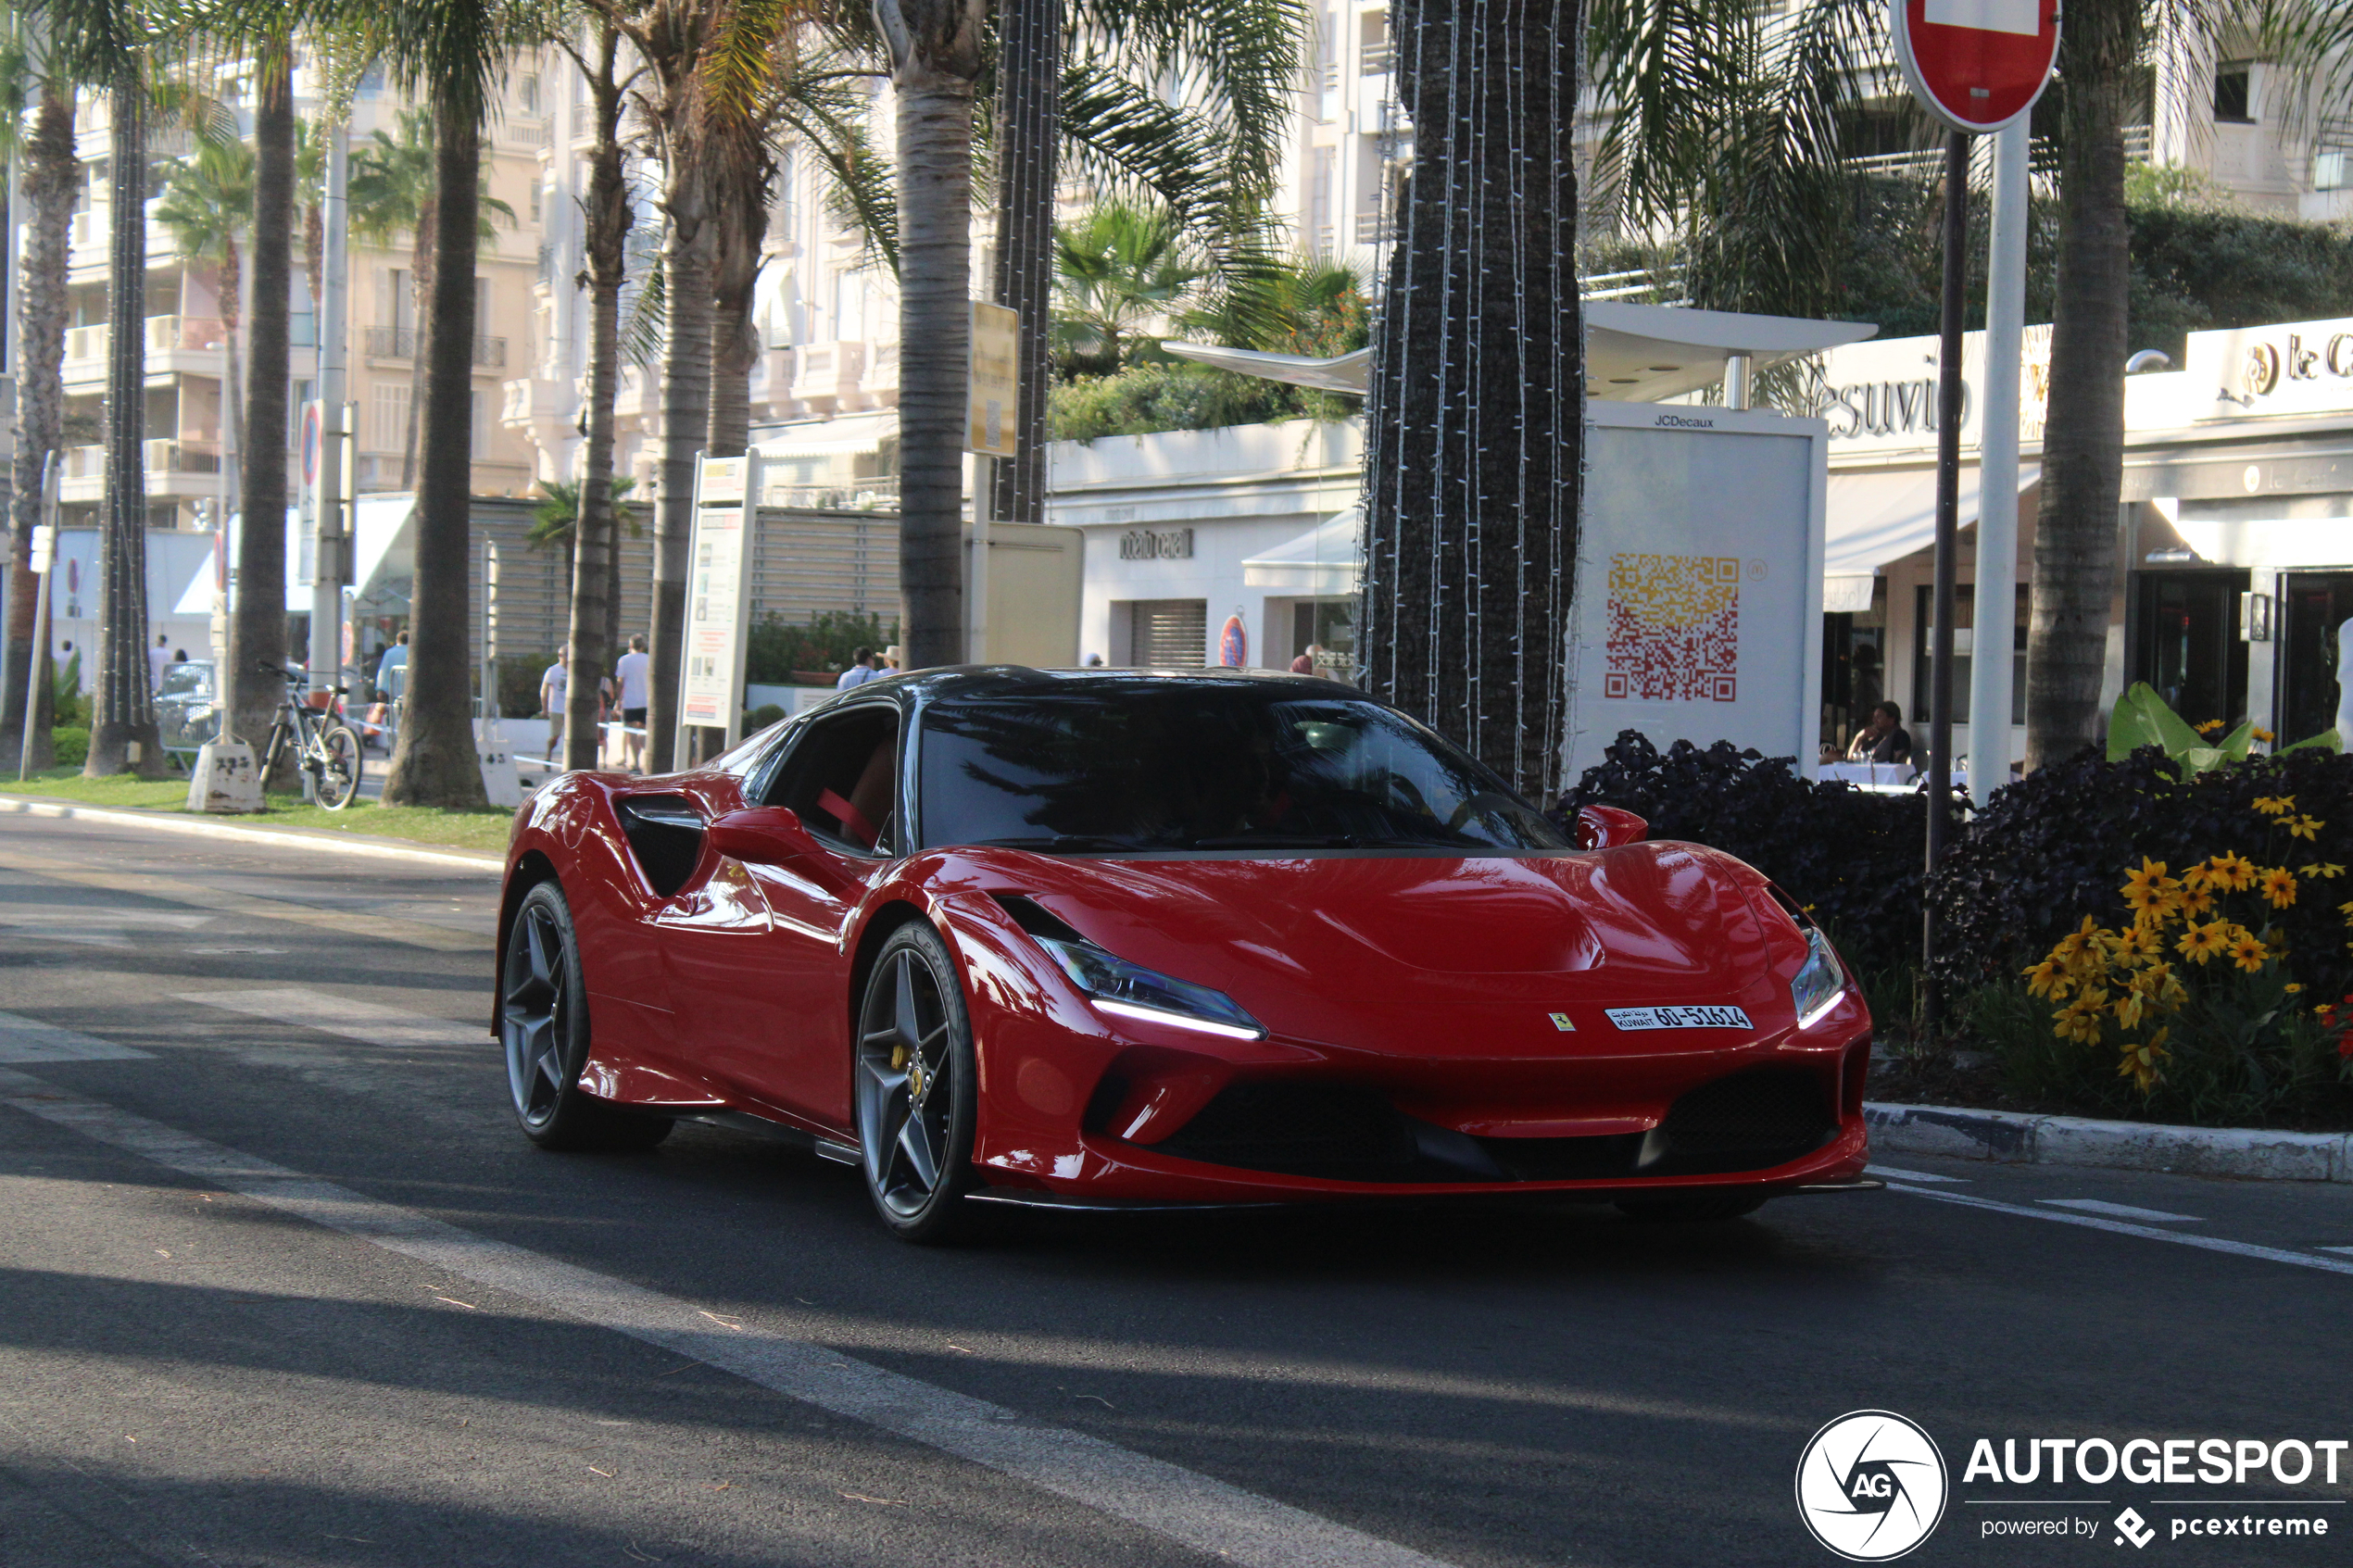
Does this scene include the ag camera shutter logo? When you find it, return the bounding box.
[1796,1411,1949,1561]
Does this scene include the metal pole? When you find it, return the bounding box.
[19,452,57,780]
[1968,119,2028,808]
[1924,131,1969,1027]
[968,455,992,663]
[309,120,348,695]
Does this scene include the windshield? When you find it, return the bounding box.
[919,684,1569,853]
[157,663,212,699]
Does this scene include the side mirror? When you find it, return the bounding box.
[1575,804,1649,849]
[708,806,823,866]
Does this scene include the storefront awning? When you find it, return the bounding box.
[1824,463,2041,611]
[1242,507,1362,595]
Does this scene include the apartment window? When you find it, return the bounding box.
[371,384,410,453]
[520,73,541,115]
[529,182,543,224]
[472,390,488,456]
[2215,62,2254,123]
[1309,147,1337,257]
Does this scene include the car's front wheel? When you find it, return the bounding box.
[500,882,672,1152]
[854,922,977,1243]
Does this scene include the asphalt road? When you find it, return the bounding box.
[3,809,2351,1568]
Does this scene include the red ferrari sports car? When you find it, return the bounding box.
[495,668,1874,1240]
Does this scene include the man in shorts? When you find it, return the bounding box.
[539,648,570,760]
[613,633,650,772]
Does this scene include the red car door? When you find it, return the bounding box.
[653,704,901,1130]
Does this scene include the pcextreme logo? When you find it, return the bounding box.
[1796,1410,1951,1562]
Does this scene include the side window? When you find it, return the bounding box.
[763,706,900,855]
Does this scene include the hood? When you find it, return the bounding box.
[954,841,1794,1051]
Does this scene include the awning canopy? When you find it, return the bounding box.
[1242,507,1362,595]
[1163,303,1879,405]
[1823,463,2042,609]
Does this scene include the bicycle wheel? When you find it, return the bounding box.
[316,723,363,809]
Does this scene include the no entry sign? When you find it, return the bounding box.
[1892,0,2060,134]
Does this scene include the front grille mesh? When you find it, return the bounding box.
[1134,1067,1836,1185]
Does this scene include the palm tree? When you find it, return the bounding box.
[347,107,511,488]
[362,0,553,809]
[46,0,172,777]
[235,46,298,766]
[0,26,74,769]
[1359,0,1585,796]
[1050,202,1204,376]
[156,132,254,446]
[552,11,637,772]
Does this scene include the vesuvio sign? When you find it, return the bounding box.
[1820,378,1969,441]
[1813,325,2052,451]
[1892,0,2060,133]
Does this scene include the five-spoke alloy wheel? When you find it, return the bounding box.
[500,882,670,1151]
[854,923,976,1241]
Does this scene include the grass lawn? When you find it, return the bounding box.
[1,768,513,854]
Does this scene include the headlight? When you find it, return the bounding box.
[1034,935,1266,1040]
[1790,925,1847,1030]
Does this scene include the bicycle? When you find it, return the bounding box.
[258,663,365,811]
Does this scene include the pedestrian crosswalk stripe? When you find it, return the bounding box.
[0,1010,154,1063]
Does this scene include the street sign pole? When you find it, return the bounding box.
[1967,117,2031,809]
[1893,0,2059,1028]
[18,456,56,782]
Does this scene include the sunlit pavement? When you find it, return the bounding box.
[2,810,2350,1567]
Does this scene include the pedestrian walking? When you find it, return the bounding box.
[540,649,570,761]
[836,648,881,690]
[614,634,650,772]
[148,633,171,693]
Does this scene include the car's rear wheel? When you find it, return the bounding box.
[854,923,977,1243]
[501,882,671,1152]
[1616,1190,1768,1223]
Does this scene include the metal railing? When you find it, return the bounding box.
[1579,263,1689,304]
[1360,40,1393,72]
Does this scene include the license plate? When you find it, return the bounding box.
[1605,1005,1754,1031]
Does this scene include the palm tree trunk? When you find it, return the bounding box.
[2024,0,2137,770]
[401,198,437,491]
[647,159,715,773]
[562,23,631,775]
[381,90,490,808]
[707,170,763,460]
[87,64,162,778]
[2,82,73,770]
[988,0,1059,528]
[1360,0,1584,798]
[887,32,983,671]
[231,51,296,764]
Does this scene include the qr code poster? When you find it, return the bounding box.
[1604,554,1740,703]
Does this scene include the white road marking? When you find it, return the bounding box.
[1864,1164,1969,1184]
[177,988,486,1050]
[1884,1184,2353,1278]
[2318,1247,2353,1258]
[2042,1203,2202,1222]
[0,908,214,930]
[0,1066,1459,1568]
[0,1010,154,1063]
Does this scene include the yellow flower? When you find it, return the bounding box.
[2024,959,2069,999]
[2300,863,2347,879]
[2114,991,2147,1029]
[2228,931,2270,972]
[2261,867,2300,908]
[2118,1027,2170,1093]
[2180,886,2215,917]
[2178,922,2230,964]
[2196,719,2224,735]
[2286,982,2305,994]
[2254,727,2276,742]
[2111,925,2162,961]
[2206,853,2258,892]
[2254,796,2296,816]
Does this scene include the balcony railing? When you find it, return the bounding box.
[363,325,510,367]
[146,315,228,352]
[62,441,221,479]
[1360,40,1393,72]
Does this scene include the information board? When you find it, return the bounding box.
[678,452,760,746]
[1561,402,1827,785]
[967,302,1020,458]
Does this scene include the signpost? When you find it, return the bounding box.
[966,301,1019,664]
[17,457,57,782]
[1893,0,2057,1022]
[676,450,760,760]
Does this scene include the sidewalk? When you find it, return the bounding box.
[1866,1101,2353,1184]
[0,793,504,872]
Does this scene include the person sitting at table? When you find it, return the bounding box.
[1846,700,1912,764]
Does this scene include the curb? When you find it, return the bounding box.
[0,794,506,873]
[1865,1101,2353,1185]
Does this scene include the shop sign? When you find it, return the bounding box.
[1119,526,1194,560]
[2208,317,2353,420]
[1815,325,2050,454]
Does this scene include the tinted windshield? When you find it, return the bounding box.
[919,684,1568,852]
